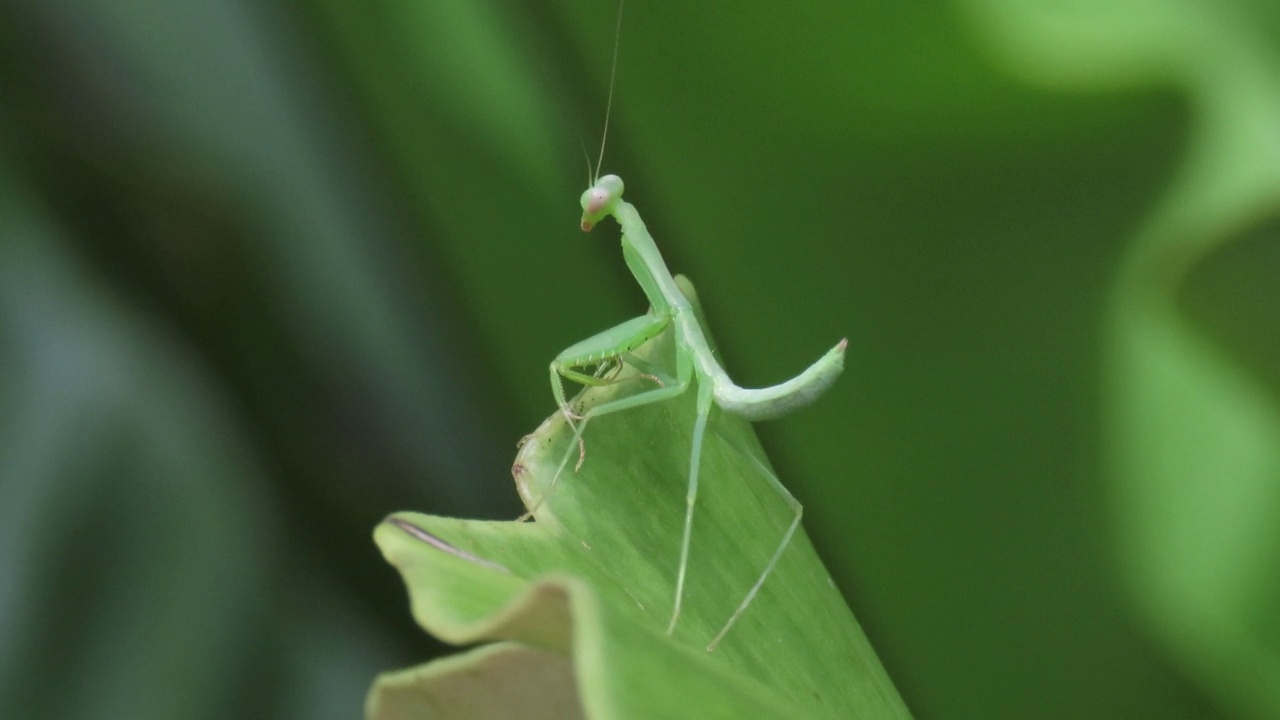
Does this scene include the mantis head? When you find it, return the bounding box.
[580,174,624,232]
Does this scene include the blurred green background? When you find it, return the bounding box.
[2,0,1278,718]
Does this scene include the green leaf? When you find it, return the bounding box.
[367,294,909,719]
[367,643,581,720]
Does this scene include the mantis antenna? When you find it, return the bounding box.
[591,0,624,184]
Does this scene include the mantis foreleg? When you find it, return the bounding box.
[525,314,688,518]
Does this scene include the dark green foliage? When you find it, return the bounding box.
[2,0,1277,718]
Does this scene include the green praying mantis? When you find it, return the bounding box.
[525,3,847,653]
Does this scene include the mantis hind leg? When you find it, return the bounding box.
[668,382,714,637]
[702,423,804,653]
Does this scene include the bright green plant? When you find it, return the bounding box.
[366,282,907,719]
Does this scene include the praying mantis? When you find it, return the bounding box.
[527,2,847,653]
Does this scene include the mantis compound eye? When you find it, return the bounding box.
[586,187,611,215]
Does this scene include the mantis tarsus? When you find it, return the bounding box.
[529,4,846,653]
